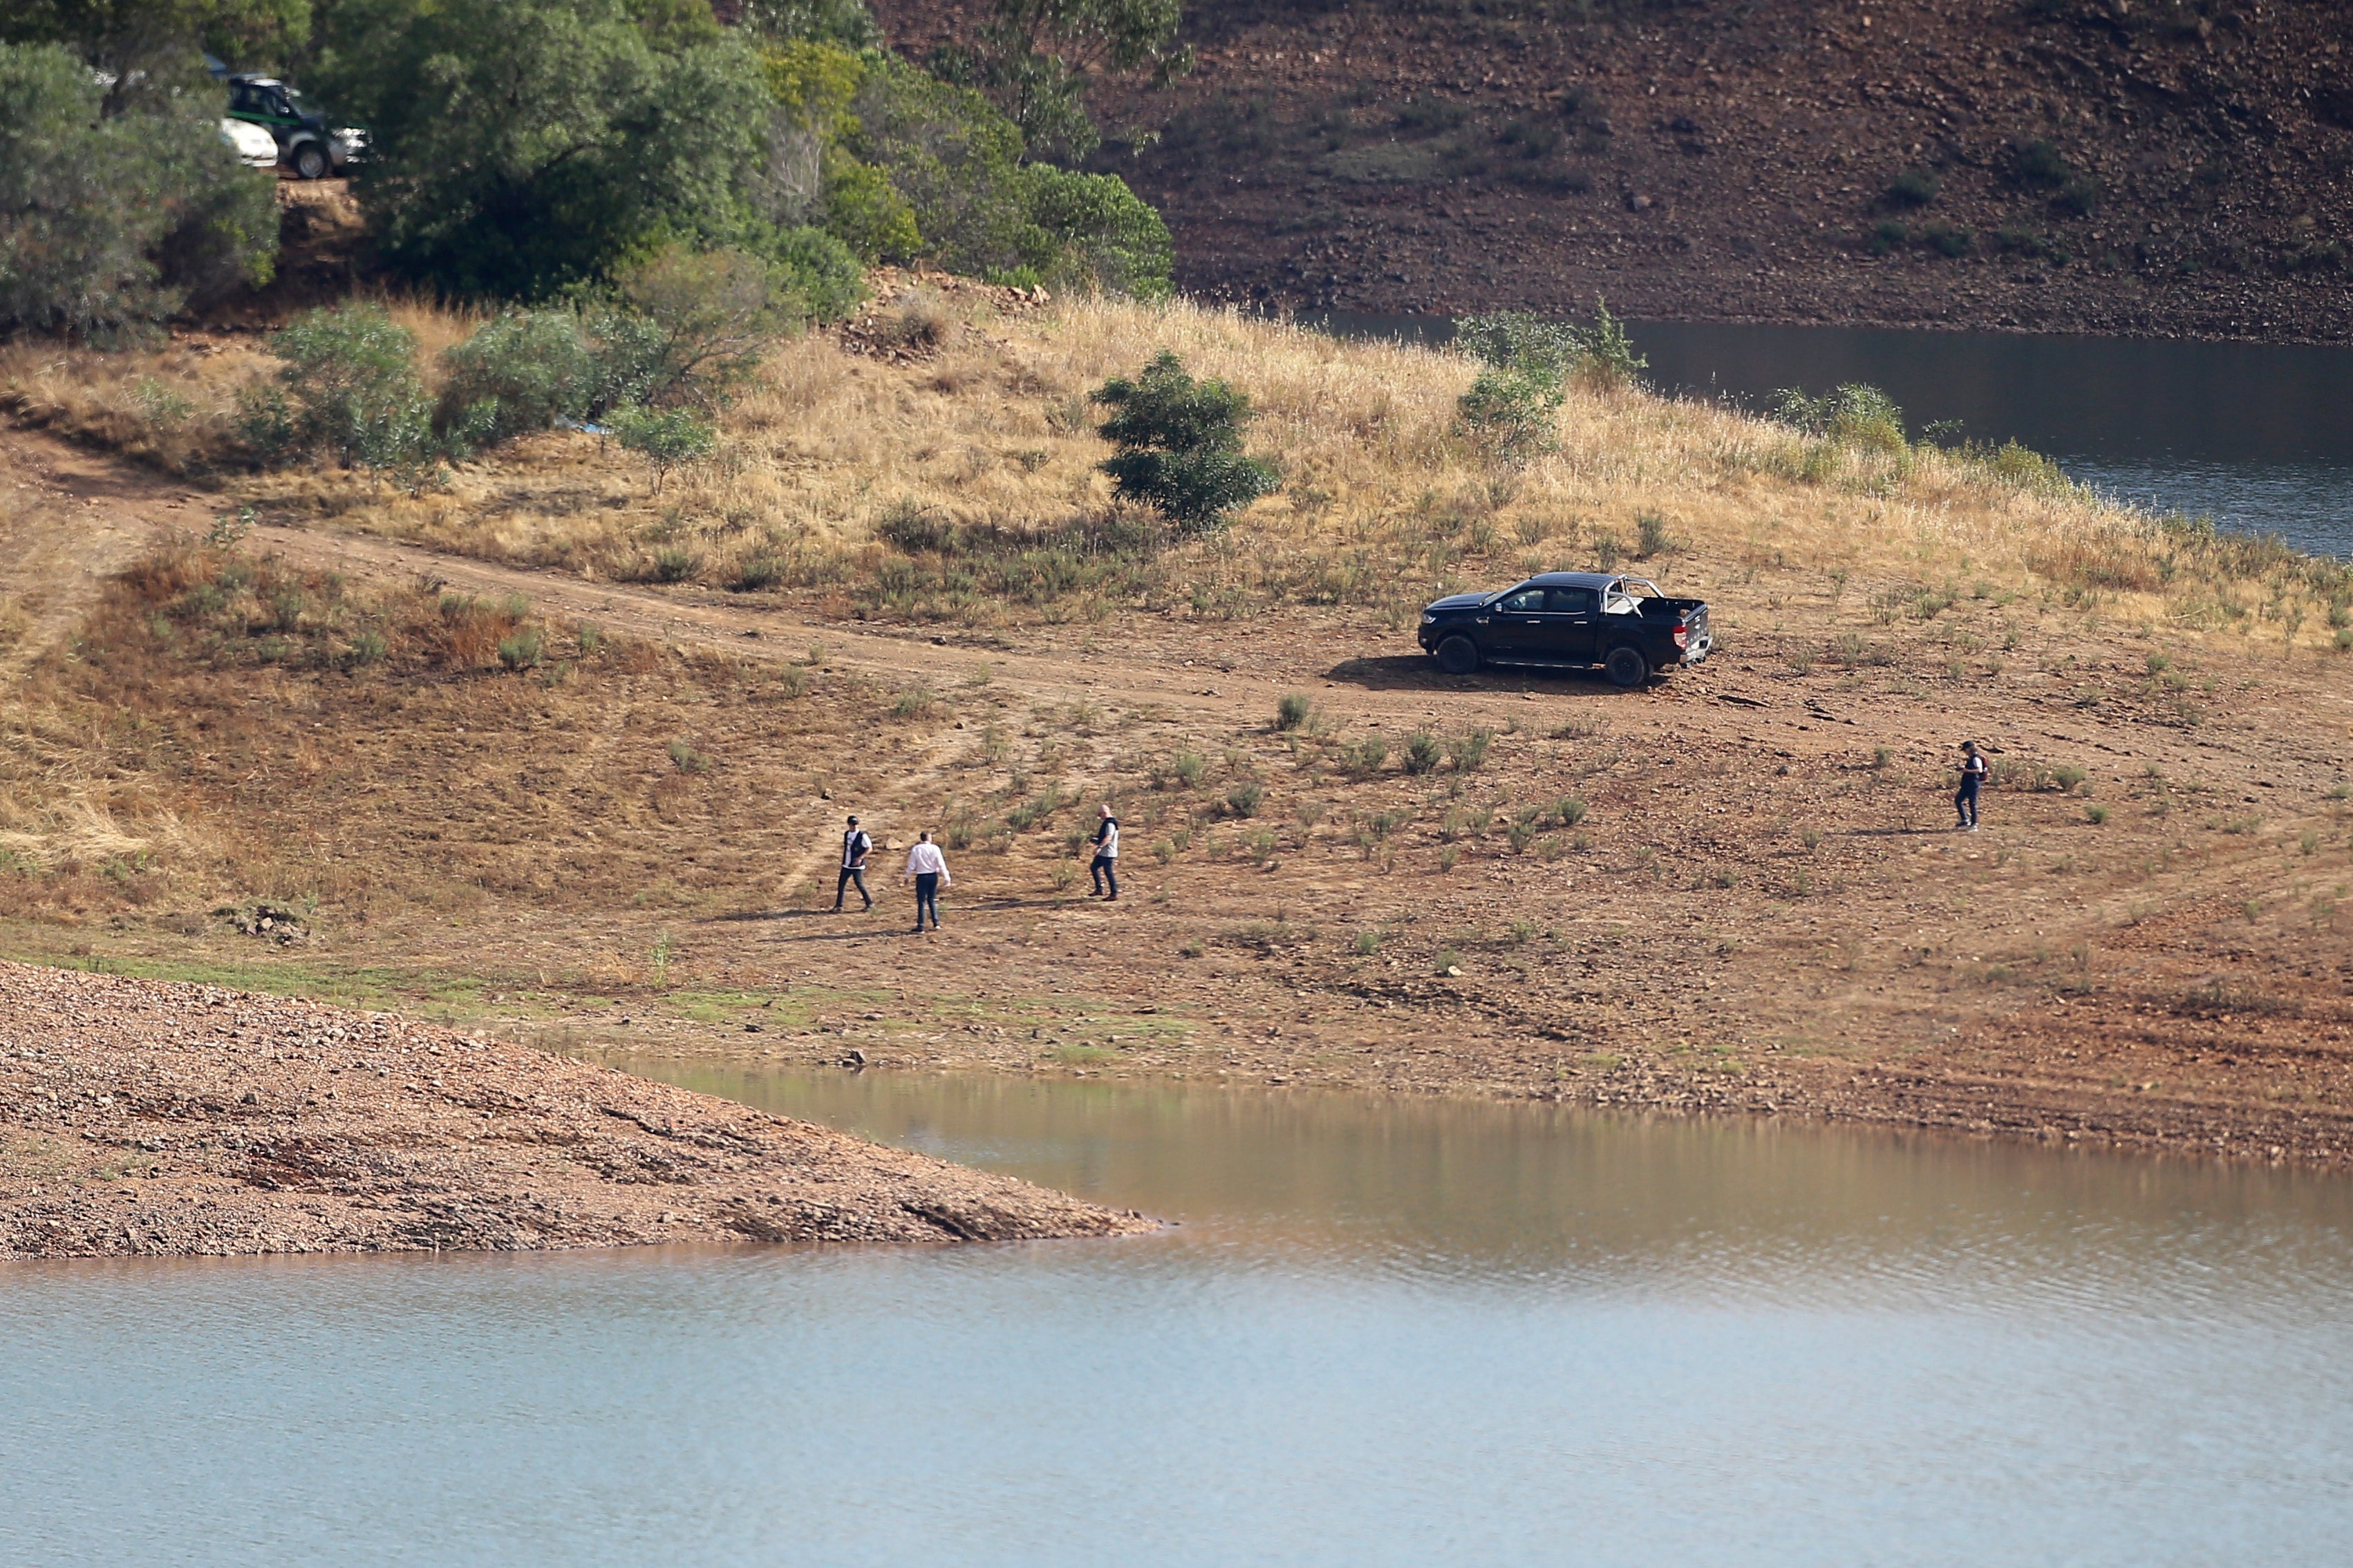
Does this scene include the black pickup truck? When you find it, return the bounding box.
[1416,572,1712,688]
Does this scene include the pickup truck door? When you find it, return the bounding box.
[1540,587,1599,663]
[1483,586,1551,660]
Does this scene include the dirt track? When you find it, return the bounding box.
[7,426,2353,1171]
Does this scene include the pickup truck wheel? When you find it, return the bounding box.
[292,142,330,180]
[1604,645,1649,688]
[1434,635,1480,676]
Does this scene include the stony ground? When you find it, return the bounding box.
[0,961,1152,1258]
[886,0,2353,341]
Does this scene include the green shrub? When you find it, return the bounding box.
[648,544,703,583]
[1772,383,1908,452]
[1455,298,1644,390]
[587,245,802,413]
[1447,728,1492,771]
[1403,730,1443,774]
[1226,780,1264,818]
[1339,735,1388,777]
[497,627,545,670]
[760,223,868,321]
[1017,165,1173,299]
[437,310,595,446]
[612,405,718,491]
[0,41,277,337]
[1868,218,1909,256]
[731,551,787,591]
[1455,367,1561,464]
[1091,350,1278,533]
[238,303,438,472]
[2014,138,2072,189]
[1275,692,1312,730]
[1922,223,1972,258]
[2055,173,2101,216]
[667,737,711,773]
[1884,167,1938,207]
[1635,512,1671,558]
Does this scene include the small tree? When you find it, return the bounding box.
[236,302,437,471]
[610,404,716,493]
[1089,350,1277,534]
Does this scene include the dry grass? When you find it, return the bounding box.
[9,284,2348,645]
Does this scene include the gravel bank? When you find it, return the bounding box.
[0,962,1152,1258]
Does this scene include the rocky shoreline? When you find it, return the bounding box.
[0,963,1152,1260]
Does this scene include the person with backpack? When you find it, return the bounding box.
[1956,741,1989,831]
[1089,804,1120,900]
[903,831,950,933]
[833,815,873,911]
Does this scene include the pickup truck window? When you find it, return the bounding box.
[1547,588,1595,615]
[1497,587,1547,612]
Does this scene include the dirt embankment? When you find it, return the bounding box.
[888,0,2353,341]
[0,962,1150,1259]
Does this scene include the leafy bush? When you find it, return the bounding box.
[1884,168,1939,207]
[1016,164,1172,297]
[1455,368,1561,464]
[1456,299,1645,390]
[238,303,439,472]
[1447,728,1492,771]
[0,40,276,338]
[1922,223,1972,258]
[1275,691,1311,730]
[1772,383,1908,453]
[1403,730,1443,774]
[760,223,867,320]
[612,404,718,491]
[924,0,1190,164]
[585,245,798,412]
[1868,219,1909,256]
[1226,780,1263,818]
[437,310,596,446]
[1635,512,1672,558]
[1090,350,1278,533]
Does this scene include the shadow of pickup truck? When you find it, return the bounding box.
[1416,572,1712,688]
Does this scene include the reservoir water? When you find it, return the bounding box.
[1316,314,2353,559]
[6,1066,2352,1566]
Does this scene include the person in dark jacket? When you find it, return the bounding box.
[1089,804,1120,900]
[833,815,873,911]
[1956,741,1989,831]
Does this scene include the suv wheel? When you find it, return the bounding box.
[1435,635,1480,676]
[1604,645,1649,688]
[292,142,330,180]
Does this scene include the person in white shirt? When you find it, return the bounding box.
[1089,803,1120,900]
[903,831,950,932]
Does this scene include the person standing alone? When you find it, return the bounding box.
[1089,804,1120,900]
[834,815,873,911]
[904,830,949,933]
[1956,740,1989,831]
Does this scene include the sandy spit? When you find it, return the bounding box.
[0,961,1152,1259]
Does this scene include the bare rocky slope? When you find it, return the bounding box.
[0,962,1152,1258]
[884,0,2353,341]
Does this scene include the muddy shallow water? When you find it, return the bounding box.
[5,1067,2351,1566]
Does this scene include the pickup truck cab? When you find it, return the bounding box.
[1418,572,1712,688]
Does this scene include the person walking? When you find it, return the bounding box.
[1956,740,1989,831]
[833,815,874,911]
[904,830,949,933]
[1088,803,1121,900]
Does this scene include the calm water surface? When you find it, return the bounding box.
[5,1067,2352,1566]
[1316,314,2353,558]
